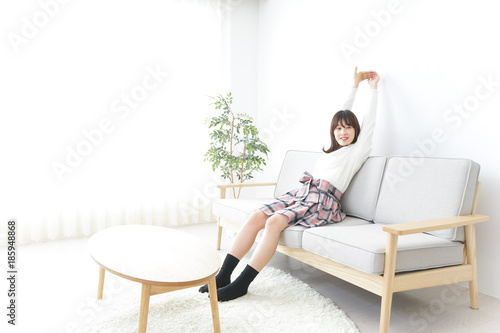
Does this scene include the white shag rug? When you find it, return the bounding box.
[79,262,360,333]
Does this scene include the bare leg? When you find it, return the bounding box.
[217,213,289,301]
[229,210,268,259]
[248,214,289,271]
[199,210,268,293]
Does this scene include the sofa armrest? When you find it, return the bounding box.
[217,182,277,198]
[382,214,489,236]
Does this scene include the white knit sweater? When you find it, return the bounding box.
[312,87,378,193]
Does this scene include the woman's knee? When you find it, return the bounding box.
[264,214,289,233]
[246,210,268,229]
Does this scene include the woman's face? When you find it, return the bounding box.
[334,121,356,146]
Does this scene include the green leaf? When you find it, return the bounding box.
[204,91,271,182]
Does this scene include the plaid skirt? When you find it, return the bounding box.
[259,171,346,228]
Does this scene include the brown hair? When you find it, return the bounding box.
[322,110,361,153]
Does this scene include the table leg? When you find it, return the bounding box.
[97,267,105,300]
[139,284,152,333]
[207,276,221,333]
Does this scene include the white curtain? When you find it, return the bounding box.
[0,0,227,244]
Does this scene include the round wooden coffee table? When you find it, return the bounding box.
[88,225,221,333]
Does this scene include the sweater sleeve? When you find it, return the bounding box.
[342,87,358,110]
[354,88,378,153]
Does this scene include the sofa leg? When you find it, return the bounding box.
[380,292,393,333]
[469,281,479,310]
[465,224,479,309]
[380,233,398,333]
[216,218,223,251]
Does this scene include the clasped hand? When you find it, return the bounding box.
[353,66,380,89]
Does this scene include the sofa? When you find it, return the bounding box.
[212,150,489,333]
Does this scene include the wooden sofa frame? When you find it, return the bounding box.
[214,182,489,333]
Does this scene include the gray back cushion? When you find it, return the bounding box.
[274,150,321,197]
[274,151,385,222]
[374,157,480,241]
[341,156,387,221]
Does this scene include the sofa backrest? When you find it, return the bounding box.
[374,157,480,242]
[274,150,321,197]
[274,150,386,221]
[341,156,387,221]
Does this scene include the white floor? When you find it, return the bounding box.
[2,222,500,333]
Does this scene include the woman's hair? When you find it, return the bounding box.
[323,110,361,153]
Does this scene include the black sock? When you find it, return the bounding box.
[216,264,259,302]
[199,253,240,293]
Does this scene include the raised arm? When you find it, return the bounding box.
[368,72,380,90]
[342,67,376,110]
[341,87,358,110]
[355,72,380,150]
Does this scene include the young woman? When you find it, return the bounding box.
[200,67,380,302]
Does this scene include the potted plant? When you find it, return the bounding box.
[204,92,270,199]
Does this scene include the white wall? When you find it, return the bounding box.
[223,0,260,199]
[0,1,225,242]
[251,0,500,298]
[227,0,259,116]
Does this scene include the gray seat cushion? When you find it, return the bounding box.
[213,201,372,248]
[212,197,308,248]
[213,198,270,225]
[374,157,480,241]
[302,224,464,274]
[282,217,373,248]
